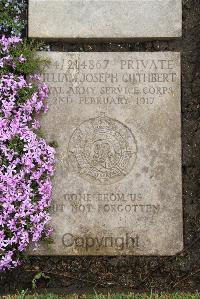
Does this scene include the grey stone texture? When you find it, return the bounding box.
[28,0,182,39]
[34,52,182,256]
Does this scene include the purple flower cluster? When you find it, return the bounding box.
[0,36,55,271]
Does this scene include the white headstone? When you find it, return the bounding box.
[32,52,183,256]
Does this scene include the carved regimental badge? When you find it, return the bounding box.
[68,113,137,184]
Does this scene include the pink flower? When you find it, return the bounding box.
[0,36,55,272]
[18,54,26,63]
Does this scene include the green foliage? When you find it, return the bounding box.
[49,141,59,148]
[17,289,28,299]
[17,85,38,104]
[30,180,39,192]
[12,39,48,75]
[41,236,54,244]
[3,292,200,299]
[7,136,25,154]
[0,156,9,167]
[1,39,49,77]
[32,272,50,289]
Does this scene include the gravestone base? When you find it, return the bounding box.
[29,0,182,39]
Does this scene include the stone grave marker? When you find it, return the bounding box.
[33,52,183,256]
[28,0,182,39]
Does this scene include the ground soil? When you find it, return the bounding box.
[0,0,200,295]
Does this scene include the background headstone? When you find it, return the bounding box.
[28,0,182,39]
[34,52,183,256]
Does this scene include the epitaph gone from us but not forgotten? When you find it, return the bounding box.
[34,52,183,256]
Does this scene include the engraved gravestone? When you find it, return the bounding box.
[28,0,182,39]
[68,115,137,185]
[35,52,182,256]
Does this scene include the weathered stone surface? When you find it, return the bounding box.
[34,52,182,256]
[28,0,182,39]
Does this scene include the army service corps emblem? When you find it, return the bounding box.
[68,113,137,184]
